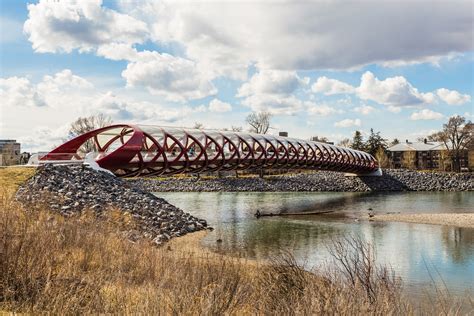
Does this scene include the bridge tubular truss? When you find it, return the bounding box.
[42,124,379,177]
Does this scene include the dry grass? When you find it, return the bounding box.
[0,167,36,194]
[1,167,472,314]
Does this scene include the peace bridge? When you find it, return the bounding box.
[40,124,380,177]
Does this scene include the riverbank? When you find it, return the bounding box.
[0,170,415,314]
[371,213,474,228]
[15,164,209,245]
[2,166,472,313]
[130,169,473,192]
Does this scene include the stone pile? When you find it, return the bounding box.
[16,164,208,244]
[130,169,473,192]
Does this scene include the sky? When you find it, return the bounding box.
[0,0,473,152]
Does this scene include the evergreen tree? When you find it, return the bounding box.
[351,131,365,151]
[390,138,400,146]
[365,128,387,156]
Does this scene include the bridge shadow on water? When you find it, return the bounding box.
[357,173,410,192]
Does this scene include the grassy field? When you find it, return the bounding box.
[0,167,471,314]
[0,166,36,193]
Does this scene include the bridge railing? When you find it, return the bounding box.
[41,124,379,177]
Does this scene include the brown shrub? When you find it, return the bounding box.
[1,186,472,314]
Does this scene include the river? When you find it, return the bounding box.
[157,191,474,296]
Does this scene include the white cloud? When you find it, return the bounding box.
[241,94,306,115]
[237,69,309,115]
[37,69,94,93]
[311,72,471,110]
[121,0,473,72]
[1,70,210,125]
[96,43,138,61]
[24,0,148,53]
[238,70,307,97]
[2,69,223,152]
[436,88,471,105]
[1,69,97,111]
[92,92,135,120]
[0,76,46,107]
[307,104,343,116]
[410,109,444,120]
[334,118,361,128]
[121,51,217,102]
[311,77,355,95]
[353,105,375,115]
[208,99,232,112]
[17,124,71,153]
[357,71,435,106]
[387,106,402,113]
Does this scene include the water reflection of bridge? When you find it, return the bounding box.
[41,124,379,177]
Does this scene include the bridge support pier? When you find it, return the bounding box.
[344,168,383,177]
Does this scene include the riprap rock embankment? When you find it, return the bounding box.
[130,169,474,192]
[16,164,208,244]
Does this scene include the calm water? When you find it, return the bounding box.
[157,191,474,295]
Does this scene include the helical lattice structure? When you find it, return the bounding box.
[42,124,379,177]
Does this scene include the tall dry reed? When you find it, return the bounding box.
[1,187,471,314]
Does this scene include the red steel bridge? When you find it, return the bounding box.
[41,124,379,177]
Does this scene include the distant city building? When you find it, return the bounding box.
[279,131,288,137]
[0,140,21,166]
[310,136,334,145]
[387,139,469,171]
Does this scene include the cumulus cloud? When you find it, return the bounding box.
[1,69,95,109]
[387,105,402,113]
[0,76,46,107]
[17,124,71,152]
[307,104,343,116]
[37,69,93,93]
[311,77,355,95]
[237,69,309,114]
[1,69,206,126]
[238,70,308,97]
[353,105,376,115]
[96,43,138,61]
[208,99,232,112]
[241,94,307,115]
[122,51,217,102]
[410,109,444,120]
[357,71,435,106]
[121,0,473,72]
[334,118,361,128]
[24,0,148,53]
[436,88,471,105]
[312,71,470,109]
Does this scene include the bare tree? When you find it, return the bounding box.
[390,138,400,146]
[68,114,112,153]
[231,126,243,132]
[375,146,390,168]
[311,136,329,143]
[338,138,352,147]
[428,115,473,172]
[193,122,204,129]
[401,151,416,169]
[246,111,272,134]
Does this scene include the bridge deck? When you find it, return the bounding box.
[42,124,379,177]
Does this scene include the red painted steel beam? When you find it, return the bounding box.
[42,124,379,177]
